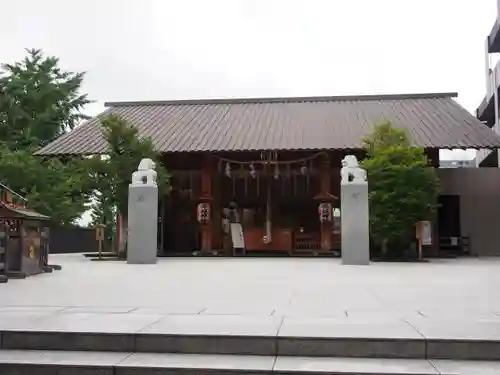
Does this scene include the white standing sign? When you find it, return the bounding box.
[420,221,432,246]
[230,223,245,249]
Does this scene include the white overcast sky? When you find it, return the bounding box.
[2,0,498,160]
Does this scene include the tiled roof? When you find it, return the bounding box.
[35,93,500,155]
[0,203,50,220]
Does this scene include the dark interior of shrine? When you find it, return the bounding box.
[158,150,344,255]
[157,148,440,256]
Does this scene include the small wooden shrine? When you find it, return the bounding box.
[0,183,51,278]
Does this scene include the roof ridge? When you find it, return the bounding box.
[104,92,458,107]
[38,92,500,156]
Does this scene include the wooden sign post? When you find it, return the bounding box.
[415,221,432,261]
[95,225,105,260]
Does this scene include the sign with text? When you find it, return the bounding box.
[416,221,432,246]
[95,226,105,242]
[230,223,245,249]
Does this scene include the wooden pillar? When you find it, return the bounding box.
[320,161,330,197]
[115,213,121,254]
[425,148,440,168]
[315,155,335,252]
[212,167,222,250]
[200,155,214,251]
[430,206,440,257]
[158,197,165,256]
[5,191,12,205]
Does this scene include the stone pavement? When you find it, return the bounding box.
[1,254,500,319]
[2,255,500,373]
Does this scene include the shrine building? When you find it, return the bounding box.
[36,93,500,256]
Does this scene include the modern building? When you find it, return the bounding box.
[36,93,500,256]
[476,0,500,166]
[440,159,476,169]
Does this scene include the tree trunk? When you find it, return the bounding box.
[117,210,128,259]
[381,239,389,257]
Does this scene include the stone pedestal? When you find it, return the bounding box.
[127,185,158,264]
[341,181,370,265]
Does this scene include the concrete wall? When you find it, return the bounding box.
[438,168,500,256]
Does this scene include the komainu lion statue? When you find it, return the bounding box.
[340,155,367,183]
[131,158,157,186]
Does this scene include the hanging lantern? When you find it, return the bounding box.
[300,165,307,175]
[333,208,341,218]
[273,164,280,180]
[225,163,231,177]
[318,203,332,222]
[249,163,256,178]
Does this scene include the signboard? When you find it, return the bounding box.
[230,223,245,249]
[95,226,105,241]
[450,237,458,246]
[417,221,432,246]
[95,225,105,260]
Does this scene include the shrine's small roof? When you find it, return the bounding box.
[0,203,50,220]
[35,93,500,155]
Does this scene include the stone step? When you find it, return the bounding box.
[1,350,499,375]
[2,314,500,360]
[3,328,500,361]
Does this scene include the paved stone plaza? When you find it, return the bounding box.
[2,254,500,318]
[2,255,500,373]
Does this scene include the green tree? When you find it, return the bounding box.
[89,189,116,249]
[87,155,116,249]
[0,49,93,224]
[89,115,170,256]
[0,48,91,150]
[0,144,92,225]
[361,122,440,258]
